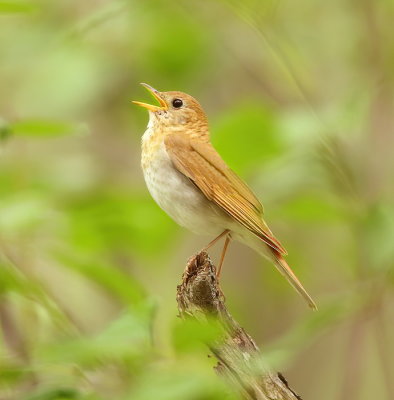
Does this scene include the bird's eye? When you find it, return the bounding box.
[172,98,183,108]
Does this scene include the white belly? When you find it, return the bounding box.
[142,142,228,236]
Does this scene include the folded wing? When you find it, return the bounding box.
[164,133,287,255]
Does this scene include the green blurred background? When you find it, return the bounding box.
[1,0,393,399]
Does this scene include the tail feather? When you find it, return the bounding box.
[270,249,317,310]
[235,232,317,309]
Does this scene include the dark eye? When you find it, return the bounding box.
[172,98,183,108]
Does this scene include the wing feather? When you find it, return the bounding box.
[164,134,287,255]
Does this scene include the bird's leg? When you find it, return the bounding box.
[202,229,230,252]
[216,233,231,278]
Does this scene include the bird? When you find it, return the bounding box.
[133,83,317,310]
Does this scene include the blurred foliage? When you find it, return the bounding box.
[0,0,393,399]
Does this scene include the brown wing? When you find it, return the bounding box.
[164,133,287,255]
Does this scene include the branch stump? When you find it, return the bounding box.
[176,251,302,400]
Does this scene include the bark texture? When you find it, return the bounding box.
[176,251,302,400]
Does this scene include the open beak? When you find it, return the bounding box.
[132,83,167,112]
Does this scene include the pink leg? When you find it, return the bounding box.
[216,233,231,278]
[202,229,230,252]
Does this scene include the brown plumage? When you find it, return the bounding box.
[133,83,317,310]
[164,133,287,255]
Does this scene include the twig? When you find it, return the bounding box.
[176,251,302,400]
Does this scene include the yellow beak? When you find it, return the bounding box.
[132,83,167,112]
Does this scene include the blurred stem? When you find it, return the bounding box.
[0,295,39,395]
[374,304,394,399]
[0,297,28,362]
[339,316,365,400]
[0,242,82,336]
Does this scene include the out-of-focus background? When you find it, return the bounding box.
[1,1,393,399]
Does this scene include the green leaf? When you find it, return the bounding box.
[55,252,146,306]
[131,364,234,400]
[65,190,177,256]
[25,388,80,400]
[10,120,85,137]
[0,192,49,234]
[212,102,283,174]
[141,6,208,81]
[0,258,80,335]
[0,1,38,13]
[0,118,11,141]
[172,317,223,354]
[362,203,394,271]
[278,193,343,222]
[40,311,153,366]
[0,259,30,295]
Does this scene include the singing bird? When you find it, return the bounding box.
[133,83,316,310]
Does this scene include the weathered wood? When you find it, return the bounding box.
[176,251,302,400]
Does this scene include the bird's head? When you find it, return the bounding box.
[133,83,209,139]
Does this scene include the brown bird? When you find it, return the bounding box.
[133,83,316,310]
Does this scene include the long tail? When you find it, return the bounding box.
[270,248,317,310]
